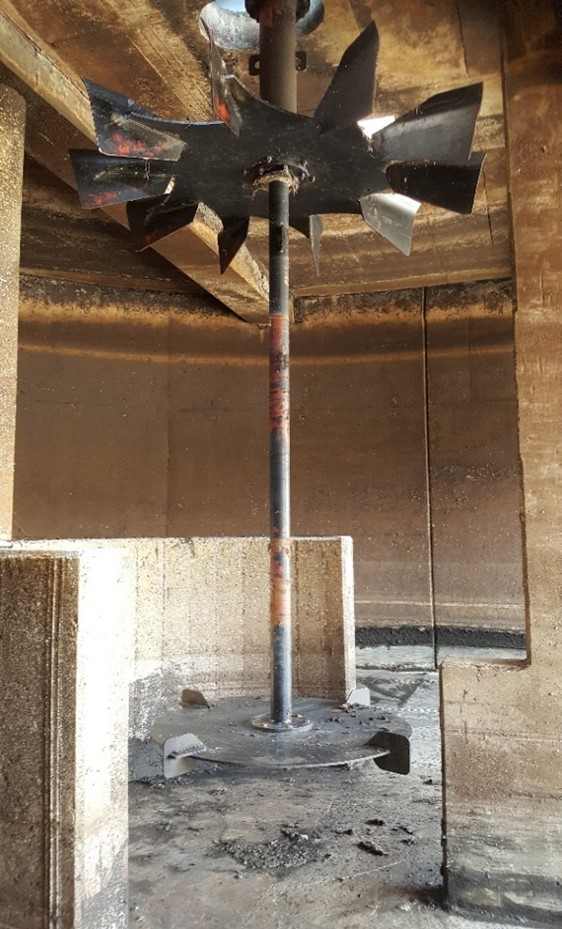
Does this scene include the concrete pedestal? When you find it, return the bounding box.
[10,535,356,740]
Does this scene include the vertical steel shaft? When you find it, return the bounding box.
[259,0,297,726]
[268,178,291,724]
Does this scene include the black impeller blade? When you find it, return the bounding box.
[386,153,485,214]
[315,21,379,133]
[360,192,420,256]
[126,195,199,250]
[291,215,323,274]
[370,83,483,165]
[83,80,186,161]
[69,150,174,209]
[218,217,250,273]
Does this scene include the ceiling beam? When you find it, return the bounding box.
[0,6,270,323]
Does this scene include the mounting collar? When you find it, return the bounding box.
[245,0,311,23]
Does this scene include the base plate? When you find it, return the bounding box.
[151,696,395,770]
[251,711,313,732]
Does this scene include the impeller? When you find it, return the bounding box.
[70,20,485,272]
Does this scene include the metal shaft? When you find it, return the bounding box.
[259,0,298,726]
[268,178,291,724]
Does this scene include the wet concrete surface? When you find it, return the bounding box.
[128,671,510,928]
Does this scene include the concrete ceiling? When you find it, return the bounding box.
[0,0,511,322]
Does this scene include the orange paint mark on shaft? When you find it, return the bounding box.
[270,539,291,626]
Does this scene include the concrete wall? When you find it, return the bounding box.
[441,8,562,924]
[426,283,525,638]
[13,275,525,655]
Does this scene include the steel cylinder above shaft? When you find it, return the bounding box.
[259,0,298,110]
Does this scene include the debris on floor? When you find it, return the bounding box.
[212,826,322,873]
[357,839,389,856]
[128,671,513,929]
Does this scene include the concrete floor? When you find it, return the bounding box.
[128,671,510,929]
